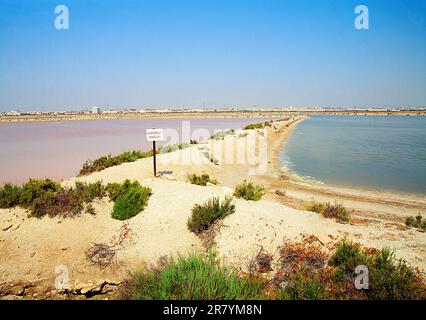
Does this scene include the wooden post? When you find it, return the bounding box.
[153,140,157,177]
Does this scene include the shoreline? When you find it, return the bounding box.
[1,110,425,124]
[269,118,426,200]
[265,121,426,220]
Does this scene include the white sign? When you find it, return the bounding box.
[146,128,164,142]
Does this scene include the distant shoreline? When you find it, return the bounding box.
[0,110,425,124]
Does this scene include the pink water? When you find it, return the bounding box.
[0,118,271,184]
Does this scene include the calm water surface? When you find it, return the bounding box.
[280,116,426,195]
[0,118,270,184]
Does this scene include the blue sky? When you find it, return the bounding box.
[0,0,425,111]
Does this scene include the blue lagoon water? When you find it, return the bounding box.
[280,116,426,194]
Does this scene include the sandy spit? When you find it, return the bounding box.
[0,116,425,299]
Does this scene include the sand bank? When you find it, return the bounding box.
[0,116,424,299]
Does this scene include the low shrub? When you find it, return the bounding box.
[121,239,425,300]
[79,150,154,176]
[19,179,61,206]
[0,179,109,218]
[277,271,326,300]
[0,183,21,208]
[243,121,273,130]
[187,196,235,234]
[29,181,107,218]
[405,215,426,230]
[190,139,198,144]
[0,178,153,220]
[233,181,265,201]
[111,180,151,220]
[307,202,350,223]
[187,173,218,186]
[122,251,266,300]
[306,202,326,214]
[106,179,141,202]
[322,203,350,223]
[329,240,367,276]
[330,240,425,300]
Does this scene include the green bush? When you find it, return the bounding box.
[74,181,106,202]
[233,181,265,201]
[306,202,326,214]
[29,181,107,218]
[0,179,109,218]
[121,240,425,300]
[243,121,273,130]
[106,179,141,202]
[79,150,154,176]
[19,179,61,206]
[330,240,425,300]
[323,203,350,223]
[329,240,367,275]
[111,181,151,220]
[405,214,426,230]
[123,251,266,300]
[187,173,218,186]
[277,272,326,300]
[0,183,21,208]
[187,196,235,234]
[307,202,350,223]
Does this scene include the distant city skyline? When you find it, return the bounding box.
[1,0,425,112]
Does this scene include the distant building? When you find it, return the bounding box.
[92,106,101,114]
[5,110,22,116]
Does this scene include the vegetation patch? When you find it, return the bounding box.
[329,240,425,300]
[121,251,266,300]
[79,144,190,176]
[187,196,235,234]
[273,238,425,300]
[110,180,152,221]
[0,179,106,218]
[187,173,218,186]
[233,181,265,201]
[243,121,273,130]
[0,178,152,220]
[405,215,426,230]
[307,202,350,223]
[79,150,154,176]
[120,238,425,300]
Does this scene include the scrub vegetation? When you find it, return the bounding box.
[187,173,218,186]
[233,181,265,201]
[307,202,350,223]
[121,239,425,300]
[0,178,151,220]
[79,143,190,176]
[187,196,235,234]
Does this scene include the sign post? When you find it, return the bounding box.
[146,129,164,177]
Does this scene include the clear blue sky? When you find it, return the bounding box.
[0,0,425,111]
